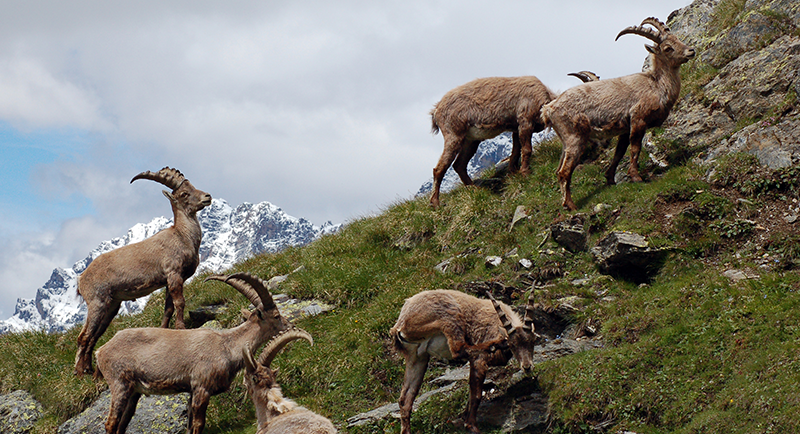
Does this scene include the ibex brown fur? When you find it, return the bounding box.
[429,76,556,207]
[96,273,302,434]
[390,289,539,434]
[542,17,695,210]
[75,167,212,376]
[242,330,337,434]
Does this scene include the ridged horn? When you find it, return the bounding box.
[226,272,277,311]
[203,274,264,311]
[131,167,187,191]
[485,290,514,334]
[522,290,536,332]
[568,71,600,83]
[641,17,670,34]
[257,327,314,367]
[616,21,663,44]
[243,343,257,371]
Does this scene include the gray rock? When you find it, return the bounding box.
[0,390,43,434]
[188,303,227,327]
[551,214,588,252]
[723,269,759,282]
[57,391,188,434]
[590,231,669,282]
[477,384,548,433]
[485,256,503,268]
[434,257,453,273]
[345,383,458,427]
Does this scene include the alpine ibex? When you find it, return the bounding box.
[542,17,695,210]
[429,76,556,207]
[242,330,337,433]
[390,289,539,434]
[96,272,302,434]
[75,167,212,376]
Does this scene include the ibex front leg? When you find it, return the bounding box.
[463,356,489,434]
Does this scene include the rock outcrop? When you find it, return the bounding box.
[658,0,800,169]
[0,390,43,434]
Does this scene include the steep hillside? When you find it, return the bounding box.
[1,0,799,433]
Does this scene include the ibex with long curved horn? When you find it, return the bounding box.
[390,289,540,434]
[542,17,695,210]
[242,330,337,433]
[75,167,212,376]
[97,272,306,434]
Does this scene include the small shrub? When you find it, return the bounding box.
[709,219,755,239]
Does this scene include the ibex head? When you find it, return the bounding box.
[242,328,314,390]
[616,17,695,67]
[486,290,540,371]
[131,166,212,214]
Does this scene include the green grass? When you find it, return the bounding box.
[3,134,799,433]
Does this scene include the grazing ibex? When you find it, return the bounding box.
[242,331,337,433]
[542,17,695,210]
[390,289,539,434]
[96,272,302,434]
[429,76,556,207]
[75,167,212,376]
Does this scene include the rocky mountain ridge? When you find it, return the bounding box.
[0,198,339,334]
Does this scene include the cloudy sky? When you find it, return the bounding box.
[0,0,693,319]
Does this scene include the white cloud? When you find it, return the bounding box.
[0,58,105,130]
[0,0,694,318]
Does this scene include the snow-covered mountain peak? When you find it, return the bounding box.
[0,198,340,334]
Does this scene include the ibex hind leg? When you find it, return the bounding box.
[398,351,430,434]
[76,299,121,376]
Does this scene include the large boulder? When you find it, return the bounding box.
[0,390,43,434]
[590,232,669,282]
[57,391,188,434]
[551,214,589,253]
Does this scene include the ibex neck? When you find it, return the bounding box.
[648,57,682,107]
[172,208,203,248]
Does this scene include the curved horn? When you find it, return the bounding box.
[131,167,187,191]
[204,274,263,310]
[257,328,314,367]
[485,291,514,334]
[227,272,277,311]
[615,23,663,44]
[568,71,600,83]
[522,290,536,332]
[242,343,257,371]
[641,17,670,34]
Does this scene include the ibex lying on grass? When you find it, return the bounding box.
[96,272,303,434]
[390,289,539,434]
[429,76,556,207]
[242,331,337,433]
[75,167,212,376]
[542,17,695,210]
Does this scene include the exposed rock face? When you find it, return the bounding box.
[57,391,188,434]
[0,390,43,434]
[659,0,800,169]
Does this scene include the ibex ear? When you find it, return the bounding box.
[645,44,657,54]
[162,190,176,203]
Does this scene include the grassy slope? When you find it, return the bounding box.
[3,3,800,431]
[2,135,799,434]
